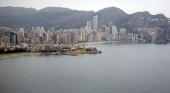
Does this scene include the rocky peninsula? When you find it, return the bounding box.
[0,43,102,58]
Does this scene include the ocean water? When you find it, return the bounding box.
[0,42,170,93]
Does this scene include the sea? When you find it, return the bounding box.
[0,42,170,93]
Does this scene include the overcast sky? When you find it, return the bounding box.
[0,0,170,17]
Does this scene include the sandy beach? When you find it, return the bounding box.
[0,52,41,58]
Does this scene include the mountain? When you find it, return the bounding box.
[0,6,168,31]
[96,7,128,27]
[0,6,73,16]
[0,10,95,30]
[0,6,37,16]
[39,7,72,12]
[0,6,128,30]
[115,11,168,32]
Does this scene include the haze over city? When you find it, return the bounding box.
[1,0,170,93]
[0,0,170,17]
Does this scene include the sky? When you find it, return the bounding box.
[0,0,170,17]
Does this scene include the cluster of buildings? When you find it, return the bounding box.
[0,15,170,47]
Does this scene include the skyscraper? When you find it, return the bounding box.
[112,26,118,41]
[40,27,44,37]
[86,21,91,34]
[87,21,91,29]
[93,15,98,32]
[109,22,113,34]
[18,28,24,43]
[112,26,118,35]
[10,32,17,44]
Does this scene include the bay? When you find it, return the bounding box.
[0,42,170,93]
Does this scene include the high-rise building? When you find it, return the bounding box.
[18,28,24,44]
[10,32,17,44]
[101,25,106,32]
[40,27,44,37]
[63,33,68,44]
[74,32,78,44]
[86,21,91,34]
[51,28,54,36]
[112,26,118,35]
[39,37,43,44]
[112,26,118,40]
[70,32,74,44]
[3,36,10,44]
[87,21,91,29]
[109,22,113,34]
[80,28,87,42]
[93,15,98,32]
[119,28,126,41]
[37,27,41,36]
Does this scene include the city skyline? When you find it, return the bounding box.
[0,0,170,17]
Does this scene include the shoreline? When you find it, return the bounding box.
[78,41,138,45]
[79,41,105,45]
[1,41,169,59]
[79,40,170,45]
[0,52,41,59]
